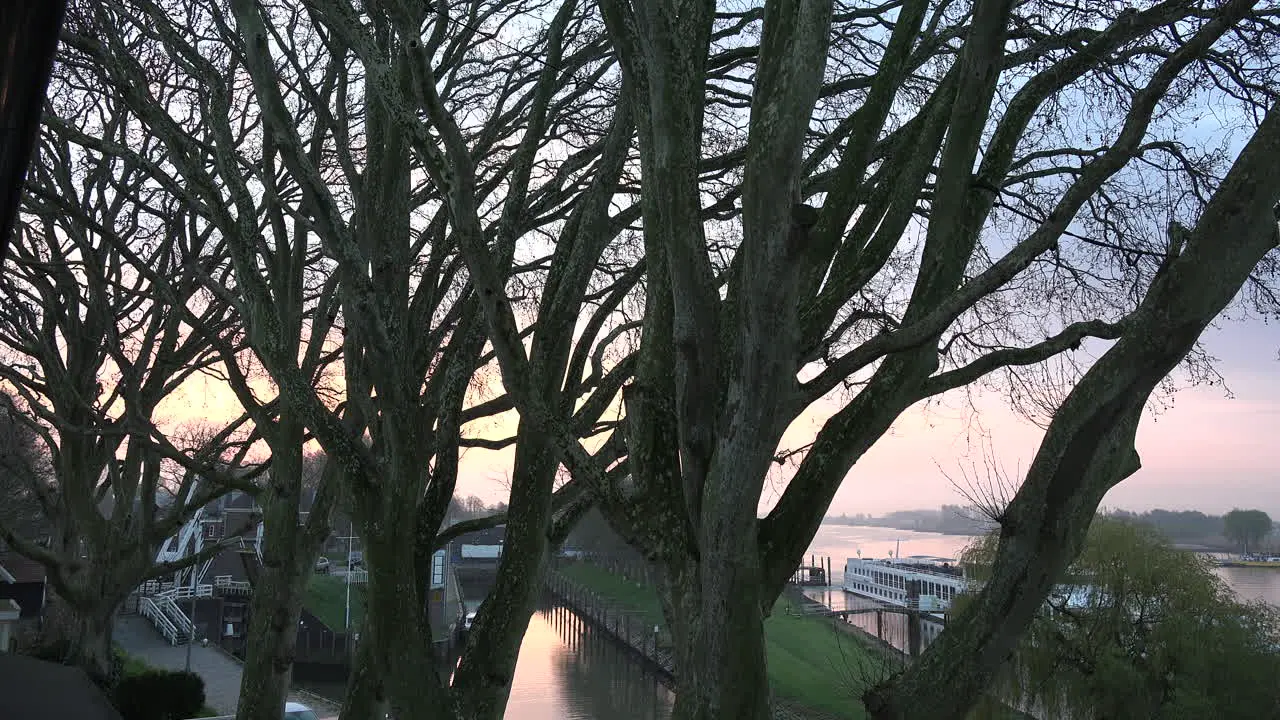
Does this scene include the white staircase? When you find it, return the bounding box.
[138,584,212,645]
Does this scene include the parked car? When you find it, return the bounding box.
[314,557,331,574]
[190,701,326,720]
[284,701,320,720]
[347,552,363,570]
[464,611,476,630]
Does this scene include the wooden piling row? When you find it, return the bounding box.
[544,570,677,680]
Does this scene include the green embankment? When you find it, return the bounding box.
[304,573,366,632]
[558,562,885,719]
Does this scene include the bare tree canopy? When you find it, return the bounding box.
[40,0,629,716]
[28,0,1280,718]
[0,132,265,680]
[435,1,1280,719]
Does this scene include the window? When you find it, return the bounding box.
[430,550,445,588]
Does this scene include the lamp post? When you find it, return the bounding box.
[184,533,199,671]
[345,521,353,632]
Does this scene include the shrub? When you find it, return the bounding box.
[114,669,206,720]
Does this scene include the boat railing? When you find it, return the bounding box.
[851,561,965,581]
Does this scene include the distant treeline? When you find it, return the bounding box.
[825,506,1278,552]
[825,505,996,536]
[1105,508,1225,545]
[1104,508,1276,552]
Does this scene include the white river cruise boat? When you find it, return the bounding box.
[843,555,969,615]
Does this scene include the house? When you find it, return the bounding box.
[0,534,50,653]
[449,525,505,565]
[157,489,264,570]
[0,551,46,622]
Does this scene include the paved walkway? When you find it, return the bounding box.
[114,615,339,716]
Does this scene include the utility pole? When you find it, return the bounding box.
[345,521,353,632]
[184,529,198,671]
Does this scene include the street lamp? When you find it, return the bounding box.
[345,521,353,632]
[184,538,199,671]
[334,521,358,632]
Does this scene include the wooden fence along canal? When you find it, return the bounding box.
[544,570,677,680]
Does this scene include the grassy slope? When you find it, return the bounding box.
[303,573,366,632]
[559,562,880,719]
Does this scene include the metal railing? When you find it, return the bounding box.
[138,580,177,596]
[214,575,251,594]
[346,569,368,585]
[139,596,186,646]
[139,585,209,645]
[160,584,214,600]
[158,595,194,640]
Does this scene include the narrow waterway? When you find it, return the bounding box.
[502,602,673,720]
[297,600,674,719]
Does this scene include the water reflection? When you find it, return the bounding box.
[1212,565,1280,606]
[806,524,1280,607]
[297,601,675,720]
[506,602,674,720]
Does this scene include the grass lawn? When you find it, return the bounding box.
[557,562,886,719]
[558,562,667,629]
[116,648,152,677]
[304,573,366,632]
[765,595,889,718]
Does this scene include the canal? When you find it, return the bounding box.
[298,600,675,720]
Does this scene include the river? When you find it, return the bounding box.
[801,523,1280,606]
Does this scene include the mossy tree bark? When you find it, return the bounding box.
[235,419,338,720]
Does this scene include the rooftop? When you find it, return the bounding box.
[0,550,46,584]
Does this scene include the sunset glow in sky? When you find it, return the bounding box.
[156,313,1278,519]
[452,316,1280,518]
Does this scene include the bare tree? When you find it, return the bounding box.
[870,106,1280,718]
[42,2,1280,720]
[0,394,54,544]
[0,144,261,683]
[435,2,1280,720]
[35,6,352,715]
[46,1,630,718]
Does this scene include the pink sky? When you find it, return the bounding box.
[158,315,1278,519]
[454,318,1280,518]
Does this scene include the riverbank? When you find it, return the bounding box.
[556,561,887,719]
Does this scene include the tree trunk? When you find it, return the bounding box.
[340,620,385,720]
[236,420,327,720]
[235,555,311,720]
[365,529,455,720]
[63,598,121,688]
[450,430,557,720]
[866,100,1280,720]
[662,556,771,720]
